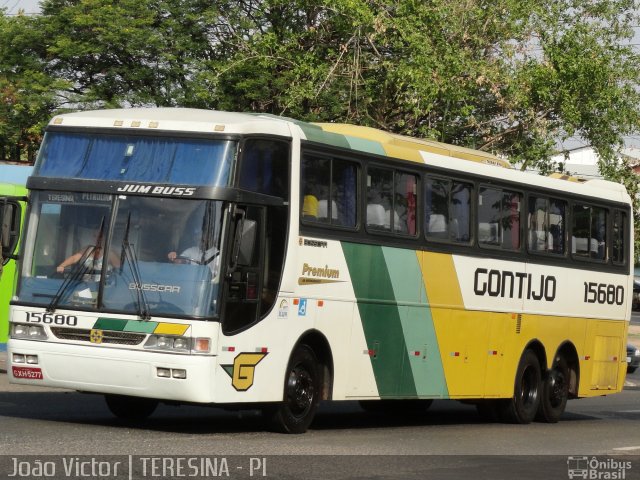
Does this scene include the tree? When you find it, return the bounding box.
[0,11,64,161]
[30,0,640,171]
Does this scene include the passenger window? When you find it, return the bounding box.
[478,187,521,250]
[612,210,627,265]
[301,155,358,228]
[366,167,417,235]
[571,204,607,261]
[425,177,472,243]
[366,168,393,231]
[527,196,566,255]
[239,139,290,200]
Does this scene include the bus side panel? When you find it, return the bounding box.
[341,243,448,399]
[419,251,492,398]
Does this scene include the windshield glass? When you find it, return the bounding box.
[35,132,237,186]
[18,191,224,318]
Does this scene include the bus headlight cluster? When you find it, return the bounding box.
[143,335,211,354]
[10,323,48,341]
[144,335,191,352]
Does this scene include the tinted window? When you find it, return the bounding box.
[478,187,521,251]
[301,155,358,228]
[527,196,566,255]
[238,139,289,199]
[572,204,607,261]
[425,177,472,243]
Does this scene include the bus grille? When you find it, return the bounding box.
[50,327,146,346]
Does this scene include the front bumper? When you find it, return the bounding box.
[8,339,217,403]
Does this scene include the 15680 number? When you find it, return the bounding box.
[583,282,624,305]
[25,311,78,326]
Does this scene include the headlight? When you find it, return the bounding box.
[635,349,640,357]
[10,323,48,341]
[144,335,191,352]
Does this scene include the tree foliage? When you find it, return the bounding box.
[1,0,640,255]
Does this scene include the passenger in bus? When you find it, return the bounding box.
[302,182,320,219]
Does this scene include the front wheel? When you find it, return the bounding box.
[105,394,158,421]
[499,349,541,424]
[536,357,569,423]
[263,345,320,434]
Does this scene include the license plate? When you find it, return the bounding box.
[12,366,43,380]
[627,356,632,363]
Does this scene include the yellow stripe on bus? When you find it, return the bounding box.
[154,323,189,335]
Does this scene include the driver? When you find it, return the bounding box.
[167,232,219,275]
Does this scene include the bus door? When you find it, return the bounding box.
[221,205,264,334]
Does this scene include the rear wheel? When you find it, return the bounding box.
[499,349,541,424]
[536,356,569,423]
[105,394,158,420]
[263,345,320,434]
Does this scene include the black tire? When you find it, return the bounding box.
[263,344,321,434]
[628,366,637,374]
[499,349,541,424]
[105,394,158,420]
[359,399,433,415]
[536,356,569,423]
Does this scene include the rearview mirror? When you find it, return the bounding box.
[1,199,21,265]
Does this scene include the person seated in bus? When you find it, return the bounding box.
[167,238,219,275]
[56,231,120,274]
[302,182,319,219]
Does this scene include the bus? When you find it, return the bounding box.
[0,173,28,349]
[8,109,634,433]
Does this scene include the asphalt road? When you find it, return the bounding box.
[0,370,639,480]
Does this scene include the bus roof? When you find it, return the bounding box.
[308,123,511,168]
[49,108,630,205]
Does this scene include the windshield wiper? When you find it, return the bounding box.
[47,218,105,313]
[120,212,151,320]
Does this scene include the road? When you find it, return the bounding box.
[0,369,639,480]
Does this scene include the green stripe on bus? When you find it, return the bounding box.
[124,321,158,333]
[381,248,449,397]
[94,318,128,331]
[343,136,386,156]
[296,122,351,149]
[342,243,416,397]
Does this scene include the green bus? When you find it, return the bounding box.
[0,166,30,348]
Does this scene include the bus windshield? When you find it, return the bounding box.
[35,132,237,186]
[17,191,224,318]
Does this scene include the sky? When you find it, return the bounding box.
[2,0,39,15]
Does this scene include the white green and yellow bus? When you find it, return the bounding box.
[8,109,634,433]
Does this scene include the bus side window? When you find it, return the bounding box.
[572,204,607,261]
[612,210,627,265]
[301,155,358,228]
[366,168,393,231]
[478,187,521,251]
[239,139,290,200]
